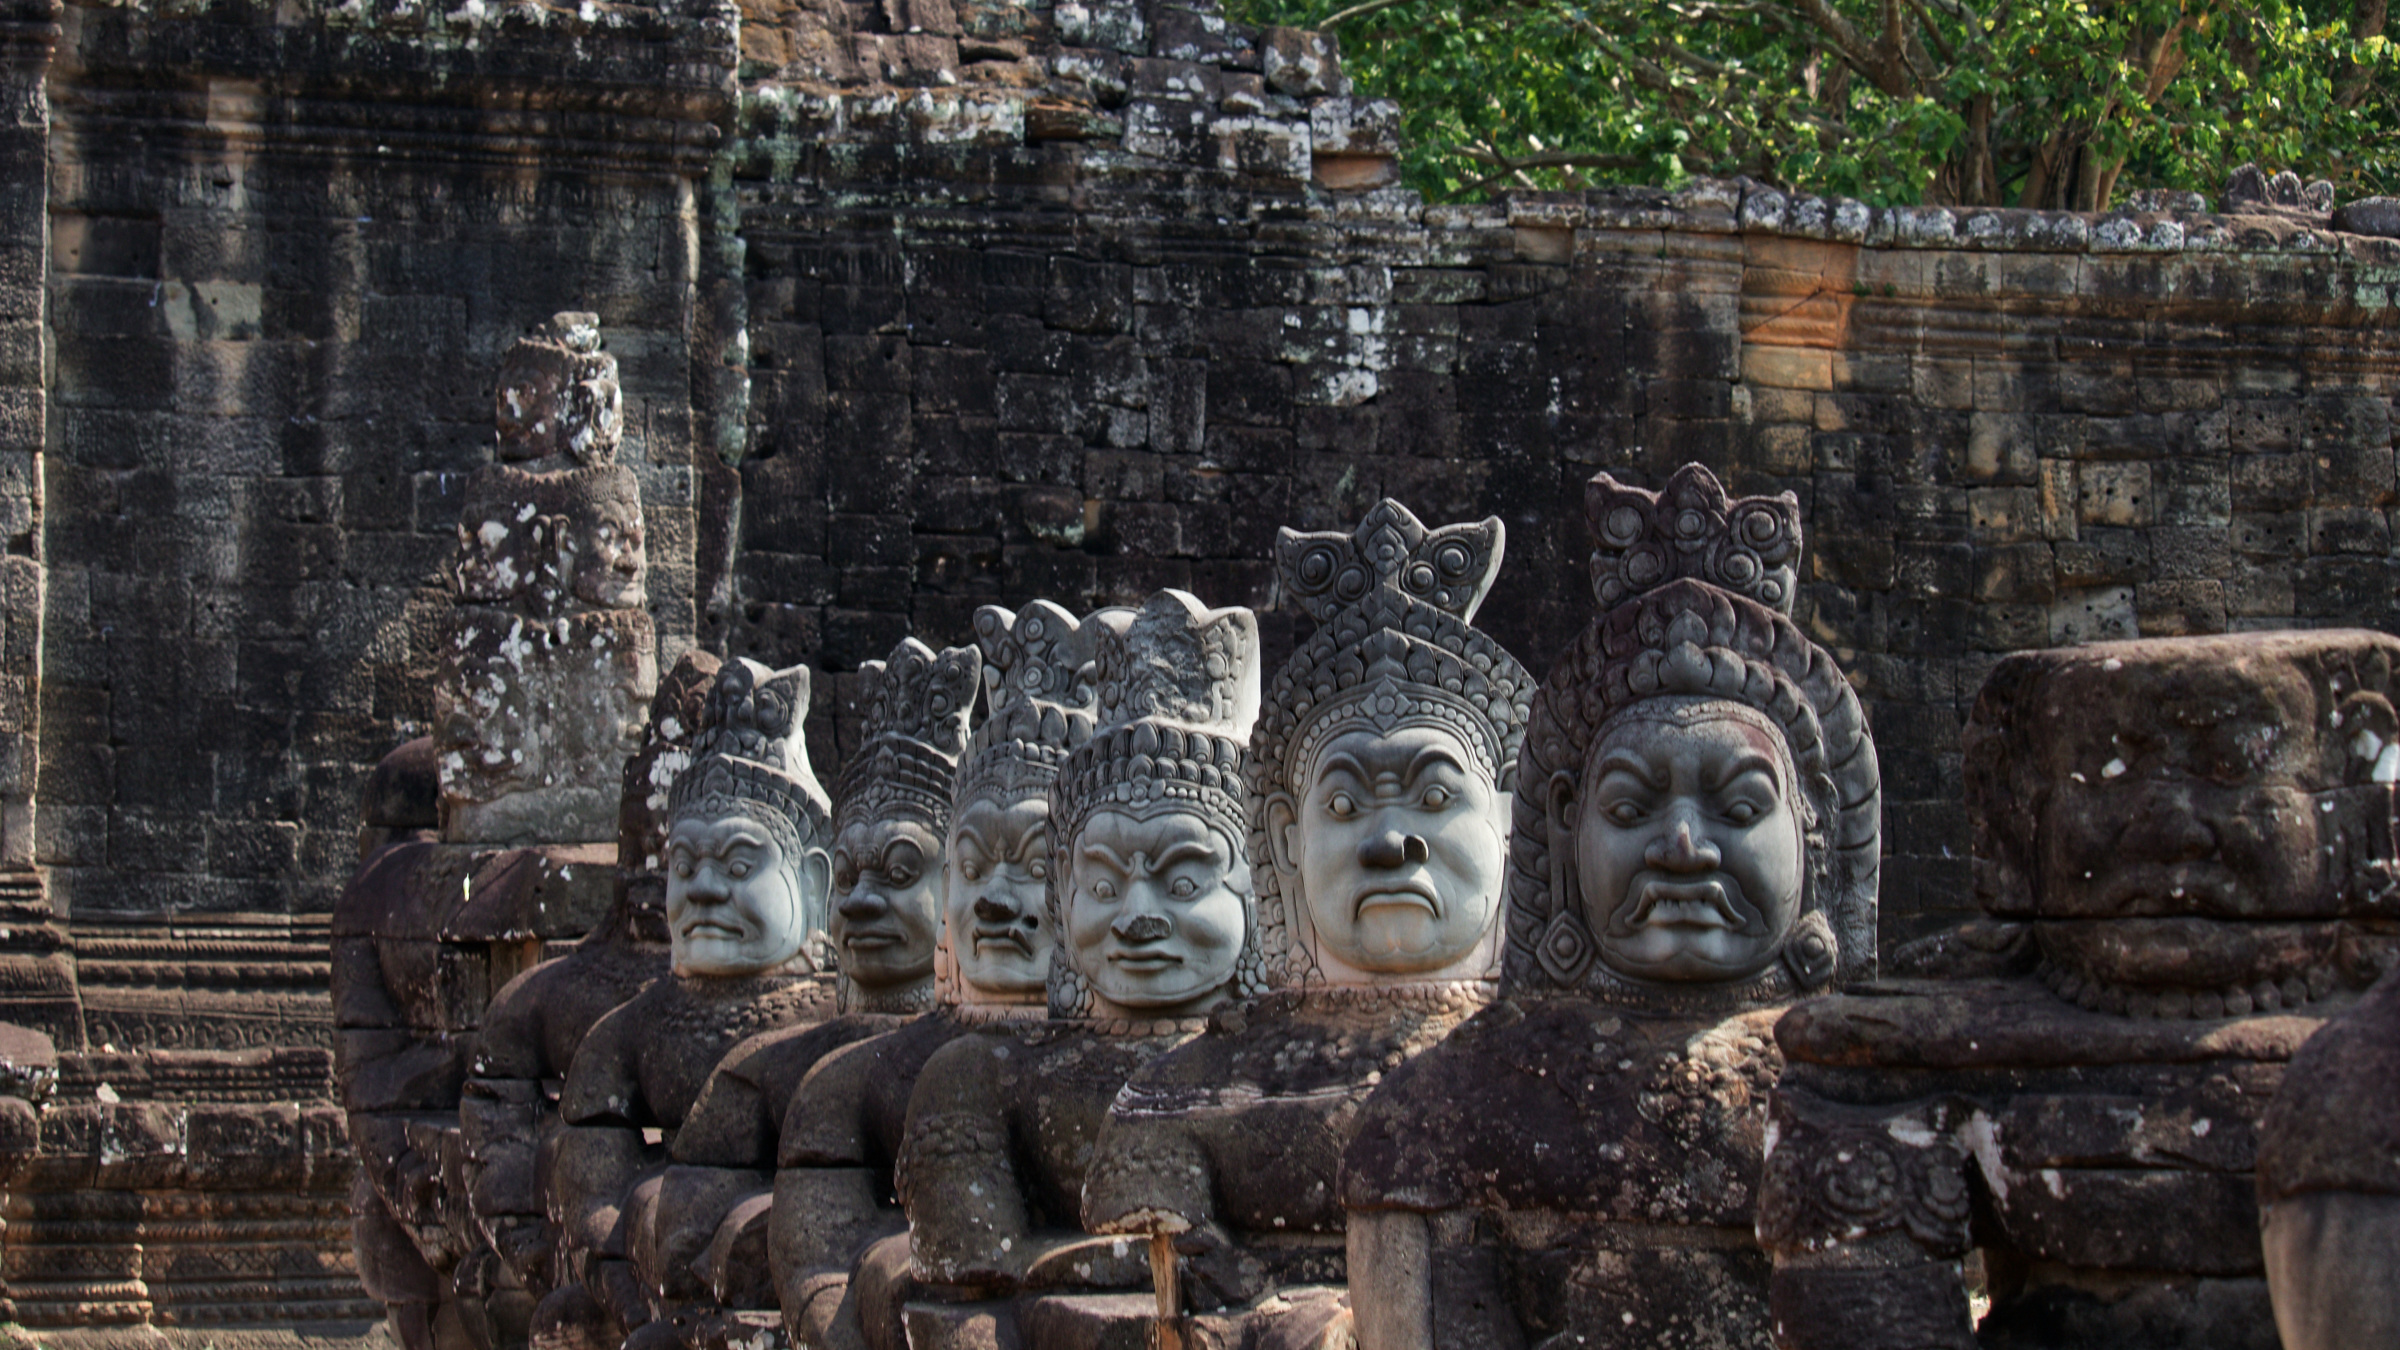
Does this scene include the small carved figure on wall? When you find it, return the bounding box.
[436,313,656,848]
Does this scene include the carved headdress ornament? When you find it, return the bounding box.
[1507,464,1881,1001]
[667,658,833,856]
[953,602,1122,813]
[1249,501,1535,987]
[832,638,981,837]
[1050,591,1262,852]
[1049,590,1265,1017]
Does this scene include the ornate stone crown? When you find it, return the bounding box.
[495,311,623,467]
[1586,462,1802,614]
[1052,591,1261,854]
[1507,465,1881,1003]
[953,602,1121,813]
[1250,500,1535,988]
[667,658,833,855]
[833,637,980,835]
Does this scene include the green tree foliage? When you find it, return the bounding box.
[1225,0,2400,207]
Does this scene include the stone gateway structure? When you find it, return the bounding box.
[0,0,2388,1338]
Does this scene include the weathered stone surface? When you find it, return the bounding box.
[1764,630,2400,1350]
[433,316,658,849]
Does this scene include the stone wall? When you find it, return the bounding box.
[36,0,727,927]
[19,0,2400,955]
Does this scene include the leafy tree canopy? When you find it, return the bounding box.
[1225,0,2400,208]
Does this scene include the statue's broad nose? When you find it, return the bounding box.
[972,894,1019,924]
[2117,798,2220,864]
[837,886,888,920]
[1114,912,1173,942]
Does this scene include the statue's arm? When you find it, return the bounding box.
[891,1036,1029,1284]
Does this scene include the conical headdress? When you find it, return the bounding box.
[666,658,833,856]
[953,602,1122,813]
[1506,464,1880,1000]
[1048,590,1264,1018]
[832,637,981,837]
[1249,501,1535,988]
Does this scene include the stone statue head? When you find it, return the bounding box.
[1506,465,1881,1003]
[663,658,835,979]
[830,637,981,1013]
[454,465,647,616]
[494,311,623,467]
[939,602,1128,1013]
[1249,501,1533,990]
[1965,630,2400,1018]
[1049,590,1265,1022]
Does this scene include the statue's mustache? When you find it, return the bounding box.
[1606,873,1767,937]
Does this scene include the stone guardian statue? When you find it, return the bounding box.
[1079,501,1533,1343]
[774,602,1125,1350]
[628,636,980,1346]
[1340,464,1881,1349]
[889,589,1263,1346]
[532,657,836,1350]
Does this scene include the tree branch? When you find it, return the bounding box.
[1319,0,1410,28]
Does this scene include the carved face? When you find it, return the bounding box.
[572,498,646,608]
[665,815,818,977]
[1066,807,1249,1015]
[1274,724,1506,978]
[831,819,943,991]
[2032,661,2330,921]
[1570,704,1806,983]
[945,794,1054,996]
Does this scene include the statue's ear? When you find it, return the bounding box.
[797,845,834,914]
[2338,691,2400,784]
[1545,771,1579,846]
[1265,792,1302,880]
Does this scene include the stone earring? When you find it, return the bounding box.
[1781,910,1838,990]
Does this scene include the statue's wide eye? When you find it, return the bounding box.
[1725,801,1760,825]
[1327,792,1358,818]
[1090,880,1117,901]
[1028,858,1049,879]
[728,859,751,878]
[1169,876,1197,898]
[1422,785,1453,809]
[1605,801,1643,825]
[960,859,983,881]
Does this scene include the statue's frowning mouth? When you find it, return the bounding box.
[972,926,1032,955]
[1352,882,1439,919]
